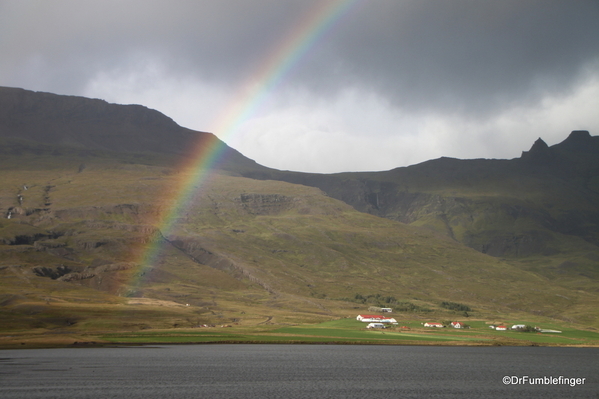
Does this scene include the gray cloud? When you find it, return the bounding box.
[301,0,599,115]
[1,0,598,172]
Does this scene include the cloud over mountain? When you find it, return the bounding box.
[1,0,598,172]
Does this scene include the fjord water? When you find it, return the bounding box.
[0,345,596,398]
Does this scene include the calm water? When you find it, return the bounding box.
[0,344,597,398]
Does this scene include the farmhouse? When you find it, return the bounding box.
[495,325,508,331]
[357,314,383,321]
[356,315,397,323]
[450,321,465,329]
[424,322,444,328]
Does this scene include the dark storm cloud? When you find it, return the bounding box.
[3,0,598,115]
[296,0,599,116]
[1,0,598,172]
[1,1,314,92]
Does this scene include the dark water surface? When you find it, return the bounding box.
[0,344,597,398]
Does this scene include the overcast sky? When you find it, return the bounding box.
[1,0,598,173]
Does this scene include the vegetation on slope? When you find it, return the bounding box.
[1,151,598,342]
[0,89,597,345]
[245,132,599,295]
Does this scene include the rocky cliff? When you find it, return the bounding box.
[243,131,599,285]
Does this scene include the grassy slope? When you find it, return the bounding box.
[305,156,599,294]
[1,152,598,346]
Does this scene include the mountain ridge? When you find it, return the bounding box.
[1,87,598,335]
[0,86,268,173]
[241,131,599,264]
[2,87,598,265]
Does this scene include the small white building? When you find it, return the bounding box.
[451,321,465,329]
[357,315,397,323]
[357,314,382,321]
[495,325,508,331]
[366,323,386,329]
[424,322,444,328]
[511,324,526,330]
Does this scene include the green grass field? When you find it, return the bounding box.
[2,306,598,349]
[92,318,599,347]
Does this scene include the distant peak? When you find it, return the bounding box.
[566,130,591,141]
[529,137,549,152]
[520,137,552,162]
[555,130,598,155]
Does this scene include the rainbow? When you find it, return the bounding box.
[129,0,360,291]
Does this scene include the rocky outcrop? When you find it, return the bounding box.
[521,137,553,163]
[238,194,294,215]
[557,130,596,153]
[33,265,71,279]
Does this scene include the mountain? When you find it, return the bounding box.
[1,87,598,337]
[242,132,599,293]
[0,86,268,173]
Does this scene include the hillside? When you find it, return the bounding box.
[245,132,599,293]
[0,87,598,338]
[0,86,269,174]
[2,153,598,332]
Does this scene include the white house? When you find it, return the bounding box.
[495,325,508,331]
[357,314,383,321]
[357,315,397,323]
[366,323,386,329]
[424,322,444,328]
[450,321,465,329]
[511,324,526,330]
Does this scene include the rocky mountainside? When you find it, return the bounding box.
[2,153,597,331]
[2,87,597,279]
[244,131,599,289]
[1,87,598,333]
